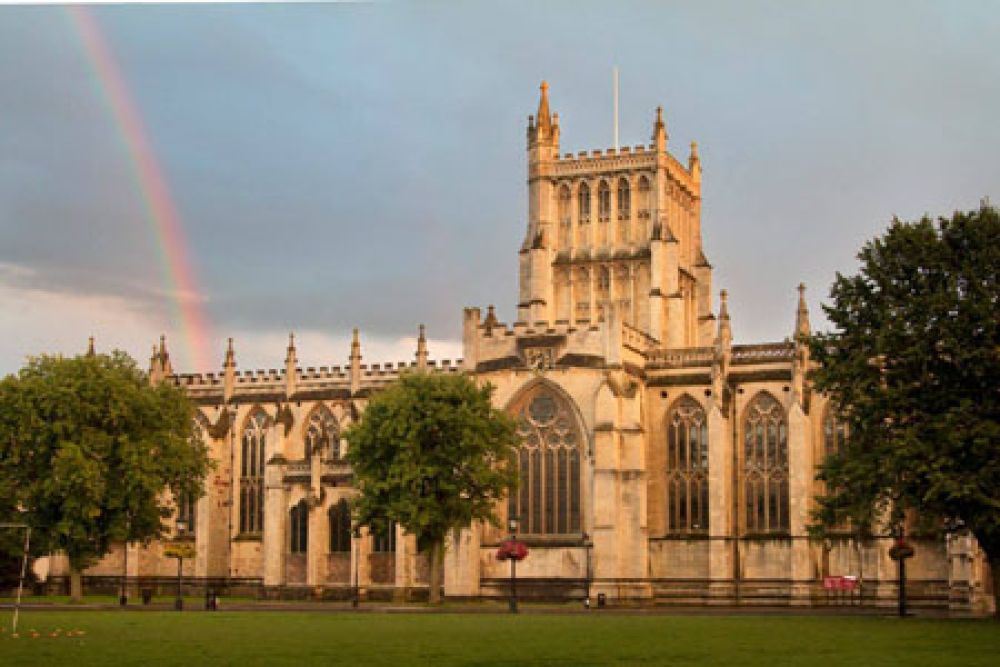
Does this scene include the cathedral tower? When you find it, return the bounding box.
[518,82,714,347]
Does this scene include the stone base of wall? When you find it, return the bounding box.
[50,575,264,600]
[476,576,961,611]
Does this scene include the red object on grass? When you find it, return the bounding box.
[496,539,529,561]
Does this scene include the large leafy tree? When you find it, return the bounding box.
[346,372,518,604]
[809,204,1000,614]
[0,350,210,600]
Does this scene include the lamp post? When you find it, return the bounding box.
[889,524,915,618]
[120,516,131,607]
[582,532,592,609]
[352,532,360,609]
[508,518,519,614]
[174,519,187,611]
[120,538,128,607]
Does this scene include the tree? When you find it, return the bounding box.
[345,372,519,604]
[0,350,210,601]
[809,204,1000,615]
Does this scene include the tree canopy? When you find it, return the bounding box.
[345,372,518,603]
[0,350,210,598]
[809,204,1000,613]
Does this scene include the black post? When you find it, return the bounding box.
[175,556,184,611]
[898,555,906,618]
[120,540,128,606]
[583,532,592,609]
[352,538,359,608]
[509,556,518,613]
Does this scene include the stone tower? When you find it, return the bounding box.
[518,81,714,347]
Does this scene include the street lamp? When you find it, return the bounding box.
[352,532,360,609]
[582,532,592,609]
[120,538,129,607]
[175,519,187,611]
[508,518,519,613]
[889,524,915,618]
[496,517,528,613]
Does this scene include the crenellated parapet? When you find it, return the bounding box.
[156,325,461,407]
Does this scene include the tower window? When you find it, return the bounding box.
[617,178,630,219]
[578,183,591,222]
[598,181,611,222]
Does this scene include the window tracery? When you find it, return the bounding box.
[508,385,582,535]
[617,177,630,217]
[558,185,572,248]
[240,409,268,534]
[665,396,709,533]
[306,406,340,461]
[637,176,650,239]
[742,393,789,533]
[578,182,591,223]
[598,180,611,222]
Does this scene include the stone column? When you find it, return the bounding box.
[306,501,325,593]
[787,400,815,605]
[707,402,734,602]
[618,386,649,600]
[262,462,287,590]
[194,491,210,579]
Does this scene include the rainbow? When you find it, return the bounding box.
[67,6,212,372]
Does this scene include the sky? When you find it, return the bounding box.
[1,1,999,374]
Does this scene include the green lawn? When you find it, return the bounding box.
[0,611,998,666]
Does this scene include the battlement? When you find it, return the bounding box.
[551,147,658,177]
[556,144,654,161]
[169,355,463,393]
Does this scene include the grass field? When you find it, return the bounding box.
[1,610,998,666]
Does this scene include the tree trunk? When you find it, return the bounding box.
[69,567,83,603]
[428,538,444,605]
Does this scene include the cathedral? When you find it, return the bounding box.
[55,82,993,612]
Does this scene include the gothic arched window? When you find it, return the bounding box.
[558,184,572,248]
[306,406,340,461]
[240,410,268,534]
[822,405,848,457]
[617,178,630,218]
[289,499,308,554]
[508,385,582,535]
[637,176,651,217]
[578,182,591,222]
[665,396,709,533]
[742,393,789,533]
[328,499,352,553]
[598,180,611,221]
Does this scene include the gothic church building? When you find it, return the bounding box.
[58,82,992,612]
